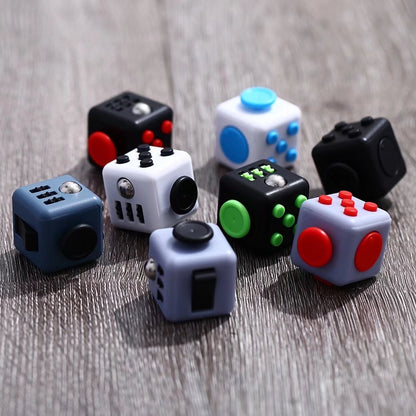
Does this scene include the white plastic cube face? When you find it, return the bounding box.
[215,95,301,169]
[291,192,391,286]
[148,224,237,322]
[102,146,198,233]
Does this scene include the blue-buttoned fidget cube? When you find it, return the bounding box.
[290,191,391,286]
[215,87,301,169]
[218,160,309,253]
[12,175,103,273]
[145,221,237,322]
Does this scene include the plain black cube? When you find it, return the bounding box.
[312,117,406,200]
[88,91,173,167]
[217,160,309,253]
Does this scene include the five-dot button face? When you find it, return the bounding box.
[297,227,333,267]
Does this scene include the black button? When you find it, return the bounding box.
[173,221,213,244]
[140,158,153,168]
[341,125,354,134]
[14,215,38,251]
[322,133,335,143]
[137,144,150,153]
[116,155,129,164]
[378,137,401,177]
[324,163,360,195]
[348,129,361,138]
[361,116,374,126]
[138,151,152,160]
[161,147,174,156]
[61,224,97,260]
[170,176,198,214]
[334,121,347,131]
[192,268,216,311]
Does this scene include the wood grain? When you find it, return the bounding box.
[1,0,416,414]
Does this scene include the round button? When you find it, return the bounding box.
[270,233,283,247]
[318,195,332,205]
[378,137,402,177]
[117,178,134,198]
[354,231,383,271]
[322,133,335,143]
[138,151,152,160]
[341,199,355,207]
[348,129,361,138]
[285,148,298,162]
[219,126,249,164]
[364,202,378,212]
[335,121,347,131]
[160,147,174,156]
[161,120,173,134]
[240,87,277,110]
[62,224,97,260]
[287,121,299,136]
[219,199,251,238]
[170,176,198,214]
[297,227,333,267]
[116,155,130,164]
[88,131,117,167]
[140,158,153,168]
[142,130,154,144]
[266,131,279,145]
[276,140,287,154]
[152,139,163,147]
[173,221,213,244]
[361,116,374,126]
[137,144,150,153]
[338,190,352,199]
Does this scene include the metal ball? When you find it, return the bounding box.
[59,181,82,194]
[117,178,134,199]
[144,258,157,280]
[132,102,151,116]
[265,174,286,188]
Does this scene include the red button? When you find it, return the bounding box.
[344,207,358,216]
[161,120,173,134]
[364,202,378,212]
[88,131,117,167]
[338,190,352,199]
[142,130,154,144]
[318,195,332,205]
[354,231,383,271]
[341,199,355,207]
[152,139,163,147]
[297,227,333,267]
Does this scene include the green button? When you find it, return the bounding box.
[219,199,251,238]
[261,164,275,173]
[272,204,285,218]
[270,233,283,247]
[251,168,264,177]
[294,194,307,208]
[241,172,254,181]
[282,214,295,228]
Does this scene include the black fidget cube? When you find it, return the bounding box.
[217,160,309,253]
[88,91,173,167]
[312,116,406,200]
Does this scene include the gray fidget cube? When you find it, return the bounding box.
[146,221,237,322]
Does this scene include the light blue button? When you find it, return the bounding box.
[266,131,278,145]
[240,87,277,111]
[286,148,298,162]
[268,157,276,164]
[219,126,249,164]
[287,121,299,136]
[276,140,288,154]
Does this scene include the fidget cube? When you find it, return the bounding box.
[217,159,309,253]
[215,87,301,169]
[312,116,406,200]
[88,91,173,167]
[144,221,237,322]
[290,191,391,286]
[12,175,103,273]
[102,145,198,233]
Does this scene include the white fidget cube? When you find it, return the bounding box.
[215,87,301,169]
[102,145,198,233]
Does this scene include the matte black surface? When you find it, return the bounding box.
[61,224,97,260]
[14,215,39,251]
[170,176,198,214]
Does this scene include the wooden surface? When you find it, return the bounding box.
[1,0,416,414]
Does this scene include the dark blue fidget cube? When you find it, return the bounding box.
[312,116,406,200]
[88,91,173,167]
[217,159,309,253]
[144,221,237,322]
[12,175,103,273]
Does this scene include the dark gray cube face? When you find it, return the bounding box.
[88,91,173,166]
[312,117,406,200]
[217,160,309,253]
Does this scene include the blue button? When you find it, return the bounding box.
[266,131,278,145]
[219,126,249,164]
[240,87,277,111]
[268,157,276,164]
[276,140,287,154]
[286,148,298,162]
[287,121,299,136]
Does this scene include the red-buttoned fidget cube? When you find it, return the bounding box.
[87,91,173,167]
[290,191,391,286]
